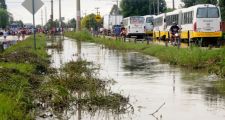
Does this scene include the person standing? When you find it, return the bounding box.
[17,28,22,41]
[3,29,8,41]
[21,28,26,40]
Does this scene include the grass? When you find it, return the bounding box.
[0,33,131,119]
[39,60,131,115]
[0,34,48,119]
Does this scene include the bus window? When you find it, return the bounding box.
[197,8,207,18]
[208,7,219,18]
[130,17,144,24]
[146,17,153,25]
[197,7,219,18]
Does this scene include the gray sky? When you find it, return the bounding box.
[6,0,182,25]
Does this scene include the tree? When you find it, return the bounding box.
[0,8,8,28]
[182,0,217,7]
[0,0,7,9]
[120,0,166,17]
[220,0,225,20]
[67,18,76,28]
[81,14,102,30]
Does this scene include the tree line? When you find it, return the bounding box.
[119,0,225,20]
[0,0,8,28]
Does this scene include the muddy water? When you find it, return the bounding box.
[48,37,225,120]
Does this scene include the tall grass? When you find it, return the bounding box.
[0,34,48,119]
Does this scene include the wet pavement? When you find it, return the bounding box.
[48,37,225,120]
[0,35,28,50]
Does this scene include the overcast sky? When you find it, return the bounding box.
[6,0,182,25]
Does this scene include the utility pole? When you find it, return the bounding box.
[59,0,62,29]
[45,7,47,26]
[51,0,53,29]
[149,0,151,14]
[95,7,99,15]
[116,0,118,25]
[32,0,36,50]
[153,0,155,15]
[41,9,43,27]
[157,0,159,15]
[172,0,175,10]
[76,0,81,31]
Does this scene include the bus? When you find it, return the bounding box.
[144,15,155,36]
[123,16,145,39]
[153,4,222,46]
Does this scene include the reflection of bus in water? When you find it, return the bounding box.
[123,16,145,38]
[144,15,155,36]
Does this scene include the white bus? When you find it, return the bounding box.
[153,4,222,46]
[123,16,145,38]
[153,13,166,39]
[144,15,155,36]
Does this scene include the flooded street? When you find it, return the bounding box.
[48,37,225,120]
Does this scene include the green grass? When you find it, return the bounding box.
[0,34,48,119]
[0,33,131,118]
[0,62,34,74]
[0,94,31,120]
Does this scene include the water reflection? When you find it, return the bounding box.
[48,37,225,120]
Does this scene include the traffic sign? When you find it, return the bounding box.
[96,14,101,22]
[22,0,44,14]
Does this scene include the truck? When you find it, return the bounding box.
[103,15,123,36]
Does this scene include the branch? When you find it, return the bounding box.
[150,102,166,115]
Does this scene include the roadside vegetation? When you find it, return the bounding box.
[0,34,131,119]
[65,31,224,71]
[65,31,225,92]
[0,34,49,119]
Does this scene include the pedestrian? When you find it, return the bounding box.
[21,28,26,40]
[17,28,22,41]
[3,29,8,41]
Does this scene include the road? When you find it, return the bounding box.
[0,35,25,42]
[0,35,29,50]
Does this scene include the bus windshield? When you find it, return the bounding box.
[130,17,145,24]
[197,7,219,18]
[146,17,154,24]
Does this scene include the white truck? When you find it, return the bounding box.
[103,15,123,35]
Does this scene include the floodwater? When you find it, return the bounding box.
[47,36,225,120]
